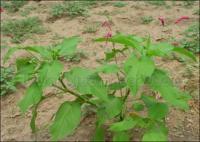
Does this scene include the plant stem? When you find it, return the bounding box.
[53,83,97,107]
[112,43,123,97]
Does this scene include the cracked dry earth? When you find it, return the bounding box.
[1,1,199,141]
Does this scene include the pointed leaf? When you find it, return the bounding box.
[64,67,108,101]
[109,117,138,132]
[147,69,191,110]
[50,101,81,141]
[96,64,119,74]
[3,47,20,63]
[148,103,168,119]
[25,46,52,59]
[173,47,196,61]
[108,81,126,91]
[18,82,42,113]
[124,54,155,95]
[38,60,63,88]
[56,36,81,56]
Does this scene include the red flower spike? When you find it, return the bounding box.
[0,7,4,13]
[175,16,189,24]
[158,16,165,26]
[104,31,112,38]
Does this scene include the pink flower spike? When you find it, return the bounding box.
[0,7,4,13]
[104,31,112,38]
[175,16,189,24]
[158,16,165,26]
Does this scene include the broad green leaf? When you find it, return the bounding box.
[133,103,144,111]
[124,54,155,95]
[3,47,20,63]
[14,58,37,83]
[50,101,81,141]
[105,47,128,61]
[142,127,167,141]
[147,69,191,110]
[108,81,126,91]
[113,131,129,141]
[173,47,196,61]
[38,60,63,88]
[96,64,119,74]
[105,51,115,61]
[64,67,108,101]
[148,103,168,119]
[147,42,174,57]
[92,125,105,141]
[18,82,42,113]
[141,94,157,107]
[95,33,143,49]
[105,96,123,119]
[56,36,81,56]
[109,117,138,132]
[25,46,52,59]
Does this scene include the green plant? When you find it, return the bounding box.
[141,16,154,24]
[1,17,45,43]
[83,22,100,34]
[148,0,166,6]
[50,1,96,18]
[180,23,199,53]
[4,33,196,141]
[20,6,35,17]
[0,66,16,96]
[1,0,27,13]
[113,2,127,7]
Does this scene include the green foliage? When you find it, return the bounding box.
[50,1,96,18]
[180,23,199,53]
[18,82,42,113]
[83,23,100,34]
[1,0,27,13]
[0,66,16,96]
[4,32,195,141]
[113,2,127,7]
[1,17,45,43]
[147,0,166,6]
[141,16,154,24]
[50,101,81,140]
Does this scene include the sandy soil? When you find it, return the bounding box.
[1,1,199,141]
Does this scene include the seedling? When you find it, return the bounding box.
[113,2,127,8]
[83,23,100,34]
[180,23,199,53]
[141,16,154,24]
[1,0,27,13]
[1,17,45,43]
[0,66,16,96]
[4,33,196,141]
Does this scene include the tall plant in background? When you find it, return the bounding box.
[4,33,196,141]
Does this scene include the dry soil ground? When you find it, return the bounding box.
[0,1,199,141]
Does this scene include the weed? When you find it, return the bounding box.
[20,6,35,17]
[83,22,100,34]
[181,23,199,53]
[1,0,27,13]
[113,2,127,7]
[1,17,45,43]
[141,16,154,24]
[50,1,97,18]
[0,66,16,96]
[193,9,200,15]
[183,0,195,7]
[148,0,166,6]
[4,33,195,141]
